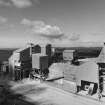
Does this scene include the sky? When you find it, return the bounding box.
[0,0,105,48]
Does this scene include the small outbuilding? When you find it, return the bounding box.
[63,50,75,61]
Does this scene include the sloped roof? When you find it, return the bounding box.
[52,42,103,48]
[97,45,105,63]
[14,44,40,53]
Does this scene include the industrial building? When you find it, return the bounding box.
[8,43,52,80]
[4,42,105,100]
[0,48,16,76]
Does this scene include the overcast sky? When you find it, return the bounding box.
[0,0,105,48]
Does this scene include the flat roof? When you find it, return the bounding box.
[63,50,75,52]
[32,53,47,57]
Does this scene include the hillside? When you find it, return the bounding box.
[0,48,17,62]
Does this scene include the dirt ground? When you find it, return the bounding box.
[10,79,105,105]
[0,76,105,105]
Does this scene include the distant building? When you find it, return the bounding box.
[63,50,75,61]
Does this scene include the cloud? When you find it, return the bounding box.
[56,33,81,44]
[21,18,45,27]
[0,0,39,8]
[35,25,64,39]
[0,0,11,6]
[21,19,82,44]
[21,18,64,40]
[91,32,105,36]
[11,0,32,8]
[69,33,80,41]
[0,16,7,23]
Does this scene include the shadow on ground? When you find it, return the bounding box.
[13,83,47,95]
[0,75,45,105]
